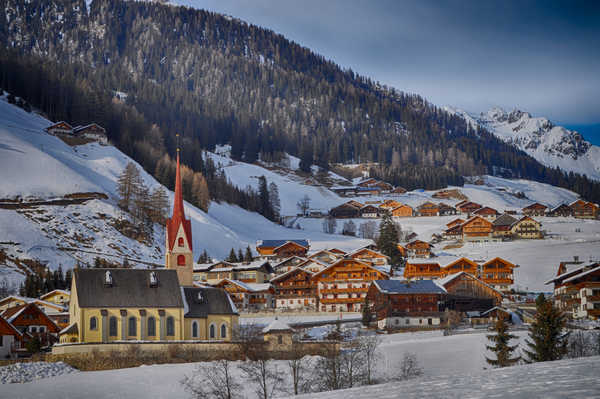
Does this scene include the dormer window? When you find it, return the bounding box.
[104,271,113,286]
[150,271,158,287]
[197,292,203,302]
[178,237,184,247]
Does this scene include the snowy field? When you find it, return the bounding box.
[3,328,598,398]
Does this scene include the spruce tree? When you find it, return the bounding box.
[361,297,373,327]
[226,248,238,263]
[237,249,244,263]
[244,246,253,262]
[376,212,401,264]
[523,294,569,363]
[485,318,520,367]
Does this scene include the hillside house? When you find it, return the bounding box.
[547,203,574,217]
[272,256,309,274]
[417,202,439,217]
[546,262,600,319]
[329,203,361,218]
[405,240,433,258]
[256,240,309,258]
[194,260,274,284]
[446,218,465,229]
[473,206,499,221]
[510,216,542,239]
[1,303,60,347]
[73,123,108,144]
[271,268,317,310]
[311,259,389,312]
[308,250,342,265]
[456,201,482,215]
[480,257,518,293]
[492,213,518,238]
[391,204,414,217]
[366,280,447,330]
[438,272,503,311]
[0,315,23,358]
[300,259,330,274]
[438,203,458,216]
[404,261,442,280]
[462,216,493,241]
[443,257,479,277]
[443,224,462,239]
[349,247,390,266]
[522,202,547,217]
[214,279,273,311]
[39,290,70,307]
[570,200,599,219]
[390,186,407,195]
[360,204,380,218]
[45,121,73,135]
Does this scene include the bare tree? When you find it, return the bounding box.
[181,358,242,399]
[240,358,285,399]
[342,220,356,236]
[396,352,423,381]
[358,221,377,239]
[358,333,381,385]
[322,216,337,234]
[340,339,364,388]
[287,352,312,395]
[296,195,311,216]
[117,162,141,211]
[233,323,264,359]
[312,344,344,392]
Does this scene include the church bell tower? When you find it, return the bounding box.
[165,147,194,286]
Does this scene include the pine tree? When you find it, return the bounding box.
[485,318,520,367]
[226,248,238,263]
[268,182,281,222]
[376,212,401,264]
[361,296,373,327]
[244,246,253,262]
[523,294,569,363]
[237,249,244,263]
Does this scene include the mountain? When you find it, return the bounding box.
[0,94,367,285]
[3,0,600,204]
[445,106,600,181]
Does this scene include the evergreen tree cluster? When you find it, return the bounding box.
[19,265,71,297]
[1,0,600,202]
[225,246,254,263]
[376,213,402,265]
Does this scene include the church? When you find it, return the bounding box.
[60,152,239,344]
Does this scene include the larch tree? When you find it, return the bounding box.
[485,318,520,367]
[268,182,281,222]
[117,162,141,211]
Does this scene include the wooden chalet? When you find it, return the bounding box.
[480,257,518,293]
[437,272,502,311]
[443,257,479,277]
[404,240,433,258]
[390,186,407,195]
[311,259,389,312]
[374,181,394,191]
[522,202,547,217]
[300,259,329,274]
[461,216,493,241]
[1,303,60,347]
[456,201,482,215]
[73,123,108,144]
[391,204,414,217]
[329,202,361,218]
[510,216,542,239]
[272,256,309,274]
[546,262,600,319]
[271,268,317,310]
[45,121,73,135]
[492,213,518,238]
[329,248,347,256]
[0,295,66,316]
[547,203,574,217]
[446,218,465,229]
[357,178,378,187]
[349,247,389,266]
[308,250,342,265]
[0,315,23,358]
[256,240,309,258]
[570,200,599,219]
[39,290,70,307]
[480,307,512,323]
[194,260,274,284]
[346,200,364,208]
[417,202,439,217]
[473,206,499,220]
[366,280,447,329]
[404,261,442,279]
[356,186,381,196]
[438,203,458,216]
[213,280,274,311]
[360,204,380,218]
[443,224,462,239]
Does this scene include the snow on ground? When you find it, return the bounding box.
[239,312,361,327]
[0,361,77,384]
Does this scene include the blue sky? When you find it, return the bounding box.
[175,1,600,140]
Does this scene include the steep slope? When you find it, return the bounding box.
[445,106,600,181]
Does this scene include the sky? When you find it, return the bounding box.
[173,1,600,142]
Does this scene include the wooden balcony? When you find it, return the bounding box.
[320,297,364,304]
[587,295,600,302]
[275,283,313,289]
[320,287,368,294]
[249,298,267,304]
[482,278,513,285]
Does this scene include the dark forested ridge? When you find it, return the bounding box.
[1,0,599,202]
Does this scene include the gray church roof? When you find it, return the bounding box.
[73,268,183,308]
[182,287,239,318]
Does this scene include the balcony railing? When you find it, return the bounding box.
[320,297,364,304]
[320,287,368,294]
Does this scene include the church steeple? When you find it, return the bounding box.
[165,142,194,286]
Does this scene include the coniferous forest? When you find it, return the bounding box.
[1,0,599,204]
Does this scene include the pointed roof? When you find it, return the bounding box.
[167,152,193,251]
[262,317,294,333]
[493,213,518,226]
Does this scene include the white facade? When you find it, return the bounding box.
[378,316,441,330]
[0,335,16,358]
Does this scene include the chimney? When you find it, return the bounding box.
[574,255,579,262]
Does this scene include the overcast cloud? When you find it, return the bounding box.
[174,1,600,124]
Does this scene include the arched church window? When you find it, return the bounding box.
[220,323,227,339]
[178,237,184,247]
[109,317,117,337]
[167,316,175,336]
[192,321,198,338]
[147,317,156,337]
[90,316,97,331]
[128,317,137,336]
[209,324,216,339]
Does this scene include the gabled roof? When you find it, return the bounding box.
[0,295,66,312]
[462,215,493,227]
[59,322,78,336]
[257,240,309,249]
[549,203,572,213]
[482,257,517,269]
[73,268,183,308]
[273,256,309,269]
[446,218,465,227]
[45,121,72,130]
[493,213,518,226]
[270,267,313,283]
[523,202,547,210]
[562,263,600,284]
[2,303,60,331]
[39,289,70,300]
[512,215,540,227]
[373,279,446,295]
[216,279,272,292]
[348,247,390,259]
[474,206,499,215]
[481,306,510,317]
[436,272,503,297]
[262,318,294,333]
[73,123,105,133]
[0,315,23,340]
[181,287,238,318]
[405,239,433,248]
[311,258,389,279]
[444,257,478,270]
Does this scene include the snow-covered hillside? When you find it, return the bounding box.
[0,96,367,284]
[445,106,600,181]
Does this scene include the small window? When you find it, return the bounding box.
[128,317,137,336]
[192,321,198,338]
[31,326,37,333]
[147,317,156,337]
[177,255,186,266]
[39,326,46,333]
[278,335,283,344]
[209,324,216,339]
[90,316,98,330]
[178,237,184,247]
[220,324,227,339]
[167,316,175,336]
[109,316,118,336]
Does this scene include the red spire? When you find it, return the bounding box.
[166,149,193,251]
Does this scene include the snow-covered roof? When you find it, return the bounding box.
[563,264,600,284]
[219,279,272,292]
[257,239,309,249]
[39,289,70,299]
[262,318,293,333]
[270,267,313,282]
[59,322,78,336]
[374,279,446,295]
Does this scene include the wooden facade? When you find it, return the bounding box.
[417,202,439,217]
[1,303,60,347]
[547,262,600,319]
[522,202,547,217]
[256,240,309,258]
[570,200,599,219]
[360,205,380,218]
[311,259,389,312]
[446,218,465,229]
[456,201,482,214]
[391,204,414,217]
[271,268,317,310]
[404,262,442,279]
[329,203,361,218]
[213,280,274,311]
[308,250,341,265]
[443,257,478,277]
[510,216,542,239]
[349,248,389,266]
[473,206,499,220]
[440,272,502,311]
[462,216,493,241]
[404,240,433,258]
[480,257,518,292]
